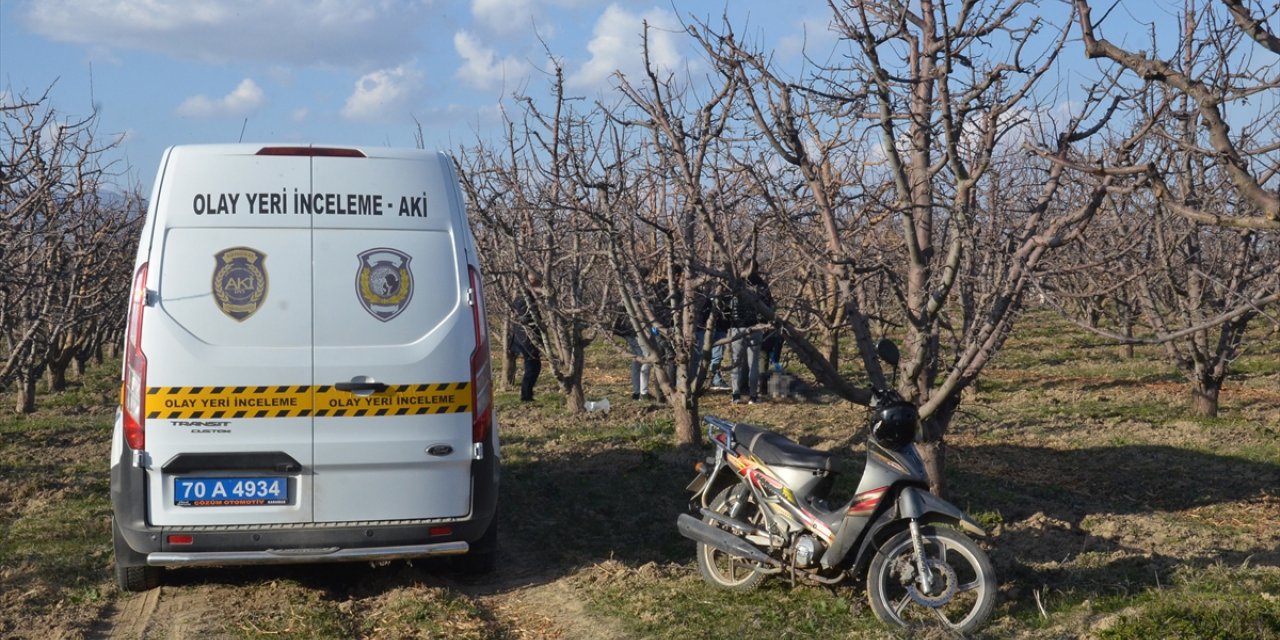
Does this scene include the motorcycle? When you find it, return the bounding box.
[676,339,996,633]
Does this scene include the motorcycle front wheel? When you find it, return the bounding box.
[867,525,996,633]
[696,485,768,591]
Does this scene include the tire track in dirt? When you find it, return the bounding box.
[89,586,158,639]
[91,583,229,640]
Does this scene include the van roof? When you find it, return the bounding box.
[165,143,449,162]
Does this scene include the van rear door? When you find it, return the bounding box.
[310,151,475,522]
[144,146,314,527]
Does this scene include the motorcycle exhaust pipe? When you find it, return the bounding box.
[677,514,779,567]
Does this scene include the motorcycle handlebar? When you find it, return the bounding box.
[868,385,906,407]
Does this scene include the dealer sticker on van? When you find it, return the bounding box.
[174,476,289,507]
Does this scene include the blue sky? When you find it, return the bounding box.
[1,0,828,191]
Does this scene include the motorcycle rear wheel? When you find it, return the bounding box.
[696,486,768,591]
[867,525,996,633]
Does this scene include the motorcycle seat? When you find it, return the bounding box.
[732,423,837,472]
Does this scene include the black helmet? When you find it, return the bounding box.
[872,403,918,449]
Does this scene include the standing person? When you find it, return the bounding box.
[612,304,652,401]
[692,280,728,391]
[727,262,773,404]
[510,274,543,402]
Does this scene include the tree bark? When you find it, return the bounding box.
[564,378,585,414]
[46,363,68,393]
[672,388,698,446]
[501,319,517,390]
[15,375,38,414]
[1192,380,1220,418]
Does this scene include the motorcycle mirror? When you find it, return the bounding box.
[875,338,900,367]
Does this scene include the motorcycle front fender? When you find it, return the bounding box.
[844,486,987,580]
[898,487,987,537]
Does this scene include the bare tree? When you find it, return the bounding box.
[1075,0,1280,231]
[680,1,1124,494]
[1,89,136,412]
[457,67,612,413]
[603,20,756,445]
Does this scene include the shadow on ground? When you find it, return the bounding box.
[146,439,1279,632]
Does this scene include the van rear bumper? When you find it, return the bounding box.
[148,541,468,567]
[111,437,500,567]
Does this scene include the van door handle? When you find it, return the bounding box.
[334,381,389,393]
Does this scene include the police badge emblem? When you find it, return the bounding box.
[212,247,268,321]
[356,248,414,321]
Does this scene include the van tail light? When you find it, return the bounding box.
[468,266,493,445]
[122,263,149,450]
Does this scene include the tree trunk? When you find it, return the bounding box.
[1122,321,1136,360]
[821,329,840,372]
[16,376,38,414]
[72,354,87,378]
[47,363,68,393]
[564,379,585,414]
[1191,380,1220,418]
[672,388,699,446]
[500,320,517,390]
[916,435,947,497]
[917,397,960,496]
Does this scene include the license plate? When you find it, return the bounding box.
[685,473,708,493]
[174,476,289,507]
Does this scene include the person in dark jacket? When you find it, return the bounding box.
[726,262,773,404]
[510,274,543,402]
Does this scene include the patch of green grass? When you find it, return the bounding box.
[1093,564,1280,639]
[577,563,886,639]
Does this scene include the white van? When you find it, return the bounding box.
[111,144,499,591]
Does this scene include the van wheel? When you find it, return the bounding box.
[112,519,160,591]
[115,563,161,592]
[451,520,497,575]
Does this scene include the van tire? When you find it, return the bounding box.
[115,563,161,592]
[452,519,497,575]
[112,519,160,591]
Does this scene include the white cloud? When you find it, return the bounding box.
[569,4,686,90]
[471,0,534,35]
[290,107,310,122]
[341,64,424,122]
[22,0,432,69]
[776,15,838,64]
[177,79,265,118]
[453,31,532,91]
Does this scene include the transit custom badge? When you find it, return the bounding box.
[212,247,268,321]
[356,248,414,321]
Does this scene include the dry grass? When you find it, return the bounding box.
[1,310,1278,638]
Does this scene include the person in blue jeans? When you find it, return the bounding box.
[691,282,728,391]
[612,305,653,401]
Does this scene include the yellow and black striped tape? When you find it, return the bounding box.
[145,383,471,419]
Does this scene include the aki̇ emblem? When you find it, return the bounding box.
[212,247,268,321]
[356,248,414,322]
